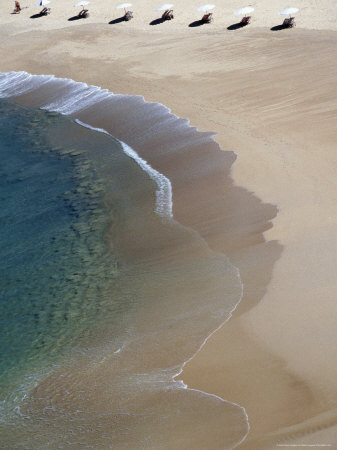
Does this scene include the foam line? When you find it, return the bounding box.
[0,72,54,97]
[172,263,250,449]
[43,86,114,115]
[75,119,173,219]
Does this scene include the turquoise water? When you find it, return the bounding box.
[0,100,120,402]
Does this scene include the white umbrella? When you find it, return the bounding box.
[116,2,132,9]
[279,7,299,16]
[74,1,90,7]
[156,3,174,11]
[234,6,254,16]
[116,2,132,14]
[36,0,50,5]
[197,4,215,12]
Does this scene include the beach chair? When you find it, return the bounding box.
[39,7,51,15]
[78,8,89,18]
[162,9,174,20]
[240,16,251,25]
[282,17,295,28]
[124,10,133,20]
[201,12,213,23]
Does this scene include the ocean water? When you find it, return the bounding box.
[0,72,251,449]
[0,100,124,407]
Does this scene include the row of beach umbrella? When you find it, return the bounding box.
[233,7,300,17]
[34,0,88,9]
[35,0,91,10]
[33,0,300,18]
[79,3,299,16]
[78,3,299,16]
[75,0,299,16]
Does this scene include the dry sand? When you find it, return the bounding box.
[1,0,337,447]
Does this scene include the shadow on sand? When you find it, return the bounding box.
[109,16,126,24]
[189,20,206,27]
[150,17,165,25]
[68,15,84,21]
[227,22,249,30]
[270,24,288,31]
[30,11,50,18]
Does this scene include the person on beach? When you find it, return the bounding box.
[13,1,21,13]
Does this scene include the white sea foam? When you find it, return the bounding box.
[75,119,173,219]
[0,71,54,97]
[122,141,173,218]
[43,85,114,115]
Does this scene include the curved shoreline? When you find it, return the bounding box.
[0,69,281,448]
[74,110,252,447]
[1,71,266,448]
[71,107,253,448]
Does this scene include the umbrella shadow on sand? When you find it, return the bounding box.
[189,20,206,27]
[109,16,127,23]
[227,22,248,30]
[150,17,165,25]
[30,13,45,18]
[270,24,287,31]
[68,14,86,20]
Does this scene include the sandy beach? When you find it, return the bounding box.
[1,0,337,447]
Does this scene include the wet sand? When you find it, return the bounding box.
[1,3,337,448]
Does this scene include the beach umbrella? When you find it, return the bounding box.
[116,2,132,13]
[156,3,174,11]
[279,7,299,16]
[36,0,50,5]
[234,6,254,16]
[197,4,215,12]
[74,1,90,8]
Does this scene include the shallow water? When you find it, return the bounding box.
[0,100,123,408]
[0,73,254,448]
